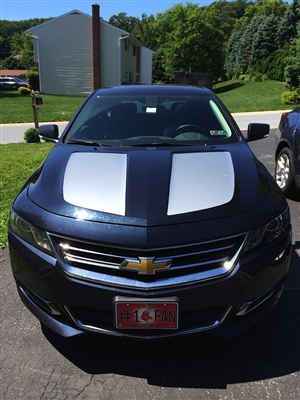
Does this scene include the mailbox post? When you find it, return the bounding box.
[31,91,43,128]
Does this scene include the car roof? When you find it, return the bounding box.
[93,85,214,98]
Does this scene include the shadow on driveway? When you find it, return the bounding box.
[43,242,300,389]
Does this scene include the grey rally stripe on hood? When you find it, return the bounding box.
[167,152,235,215]
[63,152,127,216]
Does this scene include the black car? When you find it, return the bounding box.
[8,85,292,339]
[275,108,300,196]
[0,77,29,90]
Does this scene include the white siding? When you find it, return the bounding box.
[140,47,155,84]
[28,13,93,96]
[121,38,137,84]
[100,23,138,86]
[99,22,122,87]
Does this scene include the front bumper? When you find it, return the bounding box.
[8,228,292,339]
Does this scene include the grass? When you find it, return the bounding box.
[0,91,85,124]
[0,79,298,248]
[214,80,294,113]
[0,142,54,248]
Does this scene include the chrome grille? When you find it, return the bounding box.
[49,233,248,290]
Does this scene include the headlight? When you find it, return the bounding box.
[245,208,291,251]
[9,209,53,254]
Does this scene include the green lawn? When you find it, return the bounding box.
[0,80,297,248]
[214,80,294,113]
[0,142,54,248]
[0,91,85,124]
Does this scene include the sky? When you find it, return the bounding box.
[1,0,214,22]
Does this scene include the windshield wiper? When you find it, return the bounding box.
[66,140,106,146]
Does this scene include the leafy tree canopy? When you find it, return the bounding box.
[155,3,225,78]
[225,0,300,79]
[0,18,51,68]
[108,12,140,33]
[234,0,288,29]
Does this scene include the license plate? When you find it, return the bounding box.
[114,297,179,329]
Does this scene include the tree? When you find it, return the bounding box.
[134,13,159,51]
[282,23,300,90]
[225,16,262,74]
[209,0,251,39]
[0,18,51,68]
[225,0,292,77]
[249,14,280,67]
[239,17,263,72]
[235,0,287,29]
[0,34,11,60]
[156,3,225,79]
[108,12,140,34]
[225,28,244,77]
[284,57,300,90]
[277,0,300,49]
[254,49,290,80]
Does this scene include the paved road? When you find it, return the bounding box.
[0,110,289,144]
[0,121,69,144]
[1,129,299,399]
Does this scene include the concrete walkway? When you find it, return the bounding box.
[0,110,288,144]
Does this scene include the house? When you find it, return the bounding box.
[25,4,156,96]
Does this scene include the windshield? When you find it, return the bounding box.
[65,94,239,146]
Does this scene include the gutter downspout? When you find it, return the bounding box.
[118,35,129,85]
[136,36,141,84]
[26,33,42,92]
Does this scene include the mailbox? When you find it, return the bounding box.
[35,96,43,106]
[31,92,43,128]
[32,94,43,107]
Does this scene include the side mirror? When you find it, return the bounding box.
[246,123,270,142]
[39,124,59,143]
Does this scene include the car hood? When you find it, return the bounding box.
[27,142,273,227]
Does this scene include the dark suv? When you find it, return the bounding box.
[275,109,300,196]
[0,77,29,90]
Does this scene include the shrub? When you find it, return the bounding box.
[24,128,40,143]
[281,91,300,105]
[251,72,263,82]
[254,50,289,82]
[18,86,31,96]
[284,58,300,90]
[26,70,39,91]
[226,67,241,80]
[239,74,251,82]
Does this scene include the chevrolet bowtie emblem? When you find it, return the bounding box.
[121,257,172,275]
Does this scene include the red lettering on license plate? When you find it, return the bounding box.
[115,301,178,329]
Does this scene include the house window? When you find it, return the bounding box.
[133,45,136,56]
[125,39,129,52]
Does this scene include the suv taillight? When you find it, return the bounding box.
[280,112,289,121]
